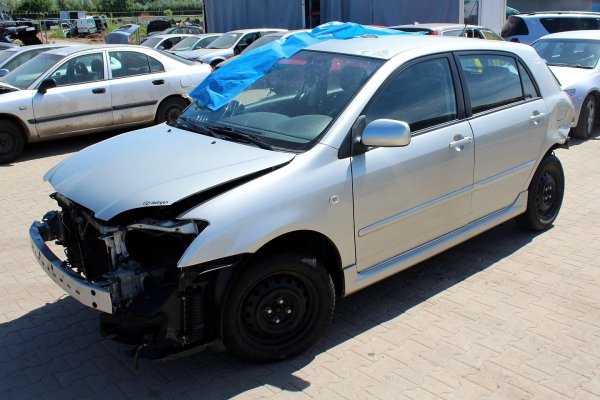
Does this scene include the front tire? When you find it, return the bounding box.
[0,120,25,164]
[155,97,189,125]
[572,95,597,140]
[516,154,564,231]
[223,252,335,362]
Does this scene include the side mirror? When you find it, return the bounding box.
[38,78,57,94]
[0,69,9,78]
[361,119,411,147]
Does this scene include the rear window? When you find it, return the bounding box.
[501,16,529,37]
[540,17,600,33]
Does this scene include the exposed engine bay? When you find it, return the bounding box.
[32,192,231,356]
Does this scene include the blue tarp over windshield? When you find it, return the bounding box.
[189,22,407,110]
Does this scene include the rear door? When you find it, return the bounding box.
[108,50,167,124]
[456,52,549,221]
[352,56,475,271]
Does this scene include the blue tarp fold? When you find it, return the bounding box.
[189,22,405,110]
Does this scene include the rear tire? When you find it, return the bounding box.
[572,95,596,140]
[515,154,564,231]
[223,252,335,362]
[0,120,25,164]
[155,97,189,125]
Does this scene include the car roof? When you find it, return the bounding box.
[516,11,600,19]
[187,33,221,38]
[147,33,197,39]
[305,34,526,60]
[3,43,70,54]
[390,23,486,30]
[41,44,157,57]
[536,30,600,40]
[226,28,287,34]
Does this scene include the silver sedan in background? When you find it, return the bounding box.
[0,44,69,73]
[0,44,212,163]
[533,30,600,139]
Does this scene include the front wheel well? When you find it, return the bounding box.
[215,230,345,310]
[250,230,345,298]
[155,95,191,124]
[0,114,30,142]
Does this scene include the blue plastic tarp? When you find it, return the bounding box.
[189,22,407,110]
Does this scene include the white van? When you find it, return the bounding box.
[76,16,97,36]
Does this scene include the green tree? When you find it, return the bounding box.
[15,0,57,14]
[100,0,133,12]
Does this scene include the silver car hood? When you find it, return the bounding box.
[44,124,295,221]
[549,65,596,88]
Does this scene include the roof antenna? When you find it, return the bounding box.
[463,0,479,37]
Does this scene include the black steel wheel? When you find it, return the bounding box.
[516,154,564,231]
[223,252,335,362]
[0,120,24,165]
[155,97,189,125]
[572,95,597,140]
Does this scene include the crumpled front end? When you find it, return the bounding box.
[30,192,228,353]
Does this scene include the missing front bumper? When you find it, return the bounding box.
[30,220,114,314]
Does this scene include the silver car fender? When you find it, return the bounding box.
[177,143,356,269]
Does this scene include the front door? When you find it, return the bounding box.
[33,52,113,137]
[352,57,475,271]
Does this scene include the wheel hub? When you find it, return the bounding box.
[587,100,595,136]
[537,171,556,214]
[241,275,309,340]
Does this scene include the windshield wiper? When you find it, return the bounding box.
[206,124,273,150]
[175,115,218,137]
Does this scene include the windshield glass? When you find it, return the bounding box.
[0,53,63,89]
[171,36,200,51]
[178,50,382,152]
[0,49,16,64]
[533,38,600,68]
[243,33,284,53]
[141,37,162,48]
[207,32,242,49]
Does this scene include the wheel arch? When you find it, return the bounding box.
[574,90,600,127]
[213,229,344,336]
[0,113,31,142]
[251,230,345,297]
[154,94,192,123]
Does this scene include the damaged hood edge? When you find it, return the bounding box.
[44,125,296,221]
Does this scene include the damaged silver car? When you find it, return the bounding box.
[31,33,574,362]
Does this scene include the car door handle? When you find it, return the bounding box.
[152,79,165,85]
[92,88,106,94]
[448,136,473,151]
[529,112,546,124]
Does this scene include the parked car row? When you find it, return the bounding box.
[0,44,211,163]
[3,10,600,167]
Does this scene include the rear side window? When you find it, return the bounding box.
[540,17,600,33]
[517,62,538,99]
[459,55,535,114]
[109,51,164,78]
[501,16,529,37]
